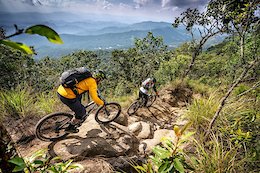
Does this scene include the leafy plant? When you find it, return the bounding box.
[134,123,195,173]
[8,149,83,173]
[0,24,63,54]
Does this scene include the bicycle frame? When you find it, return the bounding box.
[84,101,96,115]
[138,94,156,107]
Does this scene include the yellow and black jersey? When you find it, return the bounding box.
[57,77,104,105]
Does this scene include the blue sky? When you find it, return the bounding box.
[0,0,209,22]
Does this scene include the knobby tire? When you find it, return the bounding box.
[95,102,121,124]
[146,95,156,107]
[35,112,73,142]
[127,101,140,115]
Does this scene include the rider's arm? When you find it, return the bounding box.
[87,78,104,106]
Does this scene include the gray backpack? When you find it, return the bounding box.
[60,67,92,88]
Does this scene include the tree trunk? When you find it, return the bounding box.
[240,36,245,65]
[181,47,200,80]
[0,122,19,173]
[181,31,221,80]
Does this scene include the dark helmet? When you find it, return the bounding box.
[152,77,156,83]
[93,70,106,80]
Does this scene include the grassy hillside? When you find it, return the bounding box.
[0,30,259,172]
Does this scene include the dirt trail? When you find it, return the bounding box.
[7,85,193,172]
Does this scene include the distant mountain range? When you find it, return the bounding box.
[0,12,225,59]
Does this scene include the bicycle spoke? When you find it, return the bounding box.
[95,103,121,123]
[35,113,72,141]
[127,101,140,115]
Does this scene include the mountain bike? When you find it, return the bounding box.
[35,100,121,142]
[127,94,156,115]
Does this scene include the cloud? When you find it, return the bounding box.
[161,0,208,8]
[133,0,155,8]
[0,0,209,22]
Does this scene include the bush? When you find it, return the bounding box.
[8,149,83,173]
[133,123,195,173]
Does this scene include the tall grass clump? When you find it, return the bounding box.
[191,95,259,172]
[36,92,59,115]
[0,87,36,119]
[219,96,260,172]
[193,132,246,173]
[187,79,216,97]
[184,93,220,133]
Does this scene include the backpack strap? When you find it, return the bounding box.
[71,87,79,96]
[71,84,87,96]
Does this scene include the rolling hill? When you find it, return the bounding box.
[1,12,224,58]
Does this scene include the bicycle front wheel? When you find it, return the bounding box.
[146,95,156,107]
[127,101,140,115]
[95,102,121,124]
[35,112,73,142]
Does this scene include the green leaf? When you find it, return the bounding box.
[134,165,147,172]
[0,40,33,54]
[47,166,59,173]
[180,122,192,134]
[165,162,175,172]
[173,158,185,173]
[158,161,169,172]
[8,157,26,172]
[28,149,47,163]
[62,159,73,170]
[162,138,174,151]
[152,146,171,159]
[12,165,25,172]
[149,156,161,166]
[25,25,63,44]
[33,159,44,165]
[67,163,83,170]
[8,157,25,167]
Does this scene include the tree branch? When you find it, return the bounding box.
[205,57,260,139]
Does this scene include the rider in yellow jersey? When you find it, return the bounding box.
[57,70,106,133]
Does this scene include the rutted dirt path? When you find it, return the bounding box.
[7,85,194,172]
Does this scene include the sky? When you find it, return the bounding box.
[0,0,209,22]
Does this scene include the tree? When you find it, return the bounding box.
[173,6,227,80]
[111,32,167,95]
[206,0,260,134]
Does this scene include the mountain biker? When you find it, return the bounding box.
[139,77,159,107]
[57,70,106,133]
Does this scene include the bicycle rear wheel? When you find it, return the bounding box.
[35,112,73,142]
[146,95,156,107]
[127,101,140,115]
[95,102,121,124]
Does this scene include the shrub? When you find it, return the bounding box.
[8,149,83,173]
[133,123,195,173]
